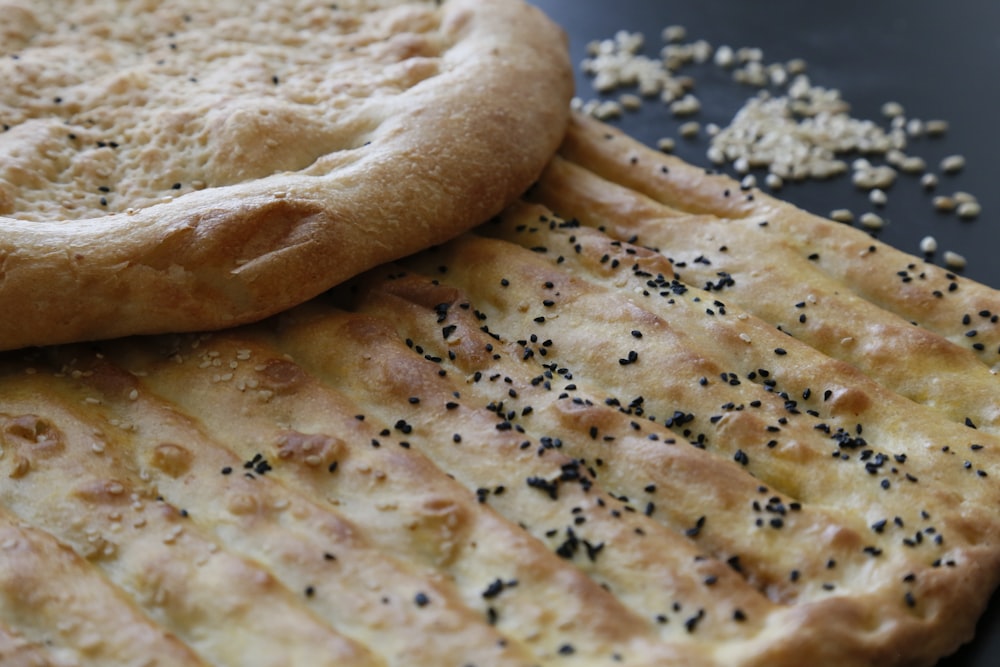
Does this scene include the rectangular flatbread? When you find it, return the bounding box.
[0,113,997,666]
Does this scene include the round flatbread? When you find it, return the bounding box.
[0,0,572,350]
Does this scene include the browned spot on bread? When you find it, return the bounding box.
[2,414,64,458]
[256,358,307,395]
[72,478,131,505]
[275,430,345,469]
[149,442,194,478]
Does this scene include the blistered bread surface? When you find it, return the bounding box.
[0,0,572,349]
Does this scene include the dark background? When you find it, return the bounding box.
[528,2,1000,665]
[529,0,1000,289]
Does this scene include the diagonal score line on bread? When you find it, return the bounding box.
[378,204,1000,663]
[0,379,390,666]
[1,113,999,665]
[0,0,572,350]
[529,113,1000,438]
[0,504,209,666]
[0,358,562,666]
[106,330,701,665]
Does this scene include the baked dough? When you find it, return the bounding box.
[530,113,1000,438]
[0,0,572,350]
[0,116,997,666]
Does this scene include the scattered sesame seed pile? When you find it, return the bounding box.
[573,27,983,270]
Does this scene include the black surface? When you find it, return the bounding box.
[531,0,1000,289]
[528,2,1000,665]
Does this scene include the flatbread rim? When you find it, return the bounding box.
[0,0,573,351]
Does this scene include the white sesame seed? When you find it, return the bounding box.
[656,137,677,153]
[765,173,783,190]
[852,165,897,190]
[881,101,904,117]
[859,212,885,230]
[768,65,788,87]
[953,191,978,204]
[943,250,967,269]
[957,201,981,219]
[933,195,957,211]
[593,100,624,120]
[940,154,966,173]
[786,58,807,74]
[829,208,854,224]
[810,160,847,180]
[899,155,926,174]
[733,61,768,87]
[920,236,938,254]
[714,45,735,68]
[662,25,686,43]
[920,173,938,190]
[905,118,924,137]
[925,119,949,136]
[679,121,700,138]
[869,189,888,206]
[657,137,676,153]
[619,93,642,110]
[670,94,701,116]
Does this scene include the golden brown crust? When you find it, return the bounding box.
[0,115,998,666]
[0,624,69,667]
[530,113,1000,436]
[0,507,207,667]
[0,0,572,351]
[387,206,1000,665]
